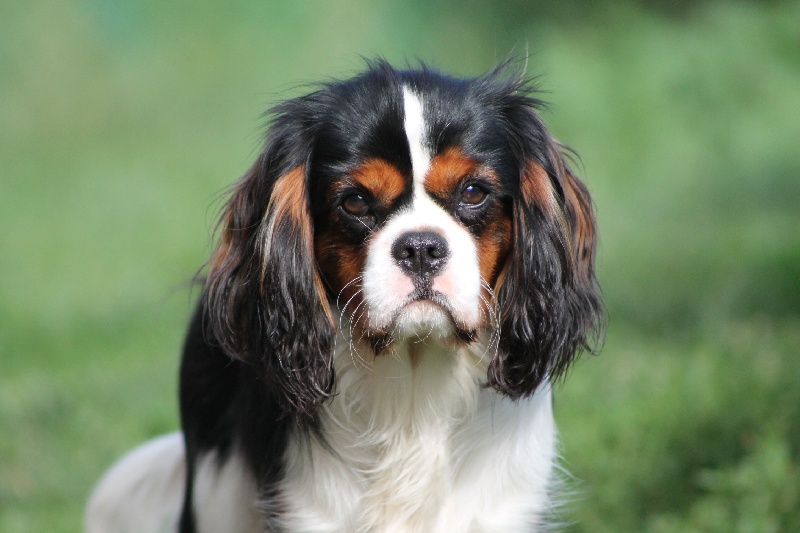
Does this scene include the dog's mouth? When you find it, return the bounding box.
[366,290,477,354]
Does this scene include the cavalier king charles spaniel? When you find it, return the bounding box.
[87,61,604,533]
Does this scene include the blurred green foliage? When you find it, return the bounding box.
[1,1,798,531]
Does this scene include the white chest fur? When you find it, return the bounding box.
[273,338,559,533]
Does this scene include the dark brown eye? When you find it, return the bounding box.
[461,184,487,206]
[342,193,370,217]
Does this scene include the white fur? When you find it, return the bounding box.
[402,87,431,187]
[191,450,263,533]
[86,433,263,533]
[85,432,185,533]
[274,335,558,532]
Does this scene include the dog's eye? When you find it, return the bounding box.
[341,193,371,217]
[460,184,487,206]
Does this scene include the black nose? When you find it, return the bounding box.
[391,231,449,278]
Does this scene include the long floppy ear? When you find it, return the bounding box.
[489,132,604,398]
[203,149,335,418]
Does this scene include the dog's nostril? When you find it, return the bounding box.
[391,231,449,277]
[428,245,445,259]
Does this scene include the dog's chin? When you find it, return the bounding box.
[394,300,454,339]
[366,298,477,354]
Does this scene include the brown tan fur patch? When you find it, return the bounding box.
[478,217,513,292]
[521,161,557,216]
[349,158,407,207]
[264,166,333,323]
[425,147,481,198]
[561,167,597,281]
[315,238,366,313]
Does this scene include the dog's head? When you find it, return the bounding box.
[204,62,604,416]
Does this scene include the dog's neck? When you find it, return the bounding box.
[275,325,555,532]
[328,331,490,436]
[306,333,491,530]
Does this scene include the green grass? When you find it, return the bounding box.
[559,319,800,532]
[2,1,798,531]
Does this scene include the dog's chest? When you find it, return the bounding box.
[273,374,558,533]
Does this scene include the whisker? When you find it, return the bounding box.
[348,302,372,369]
[347,299,372,369]
[475,277,502,364]
[479,278,501,326]
[336,276,363,309]
[350,297,369,325]
[478,293,498,329]
[339,288,364,326]
[413,323,436,345]
[356,217,375,234]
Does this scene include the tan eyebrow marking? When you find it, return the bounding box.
[347,158,408,206]
[424,147,500,199]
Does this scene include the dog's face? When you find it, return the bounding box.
[314,88,513,352]
[205,63,604,416]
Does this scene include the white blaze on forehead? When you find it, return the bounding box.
[402,86,431,190]
[359,85,482,337]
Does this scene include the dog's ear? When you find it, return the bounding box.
[489,127,604,398]
[204,144,335,418]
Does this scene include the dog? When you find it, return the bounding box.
[86,61,604,533]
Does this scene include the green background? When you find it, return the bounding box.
[2,0,799,531]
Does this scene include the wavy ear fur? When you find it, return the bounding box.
[489,105,604,398]
[204,134,335,418]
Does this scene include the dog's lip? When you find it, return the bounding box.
[364,292,478,353]
[405,290,452,313]
[395,292,476,338]
[369,290,450,330]
[403,298,443,311]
